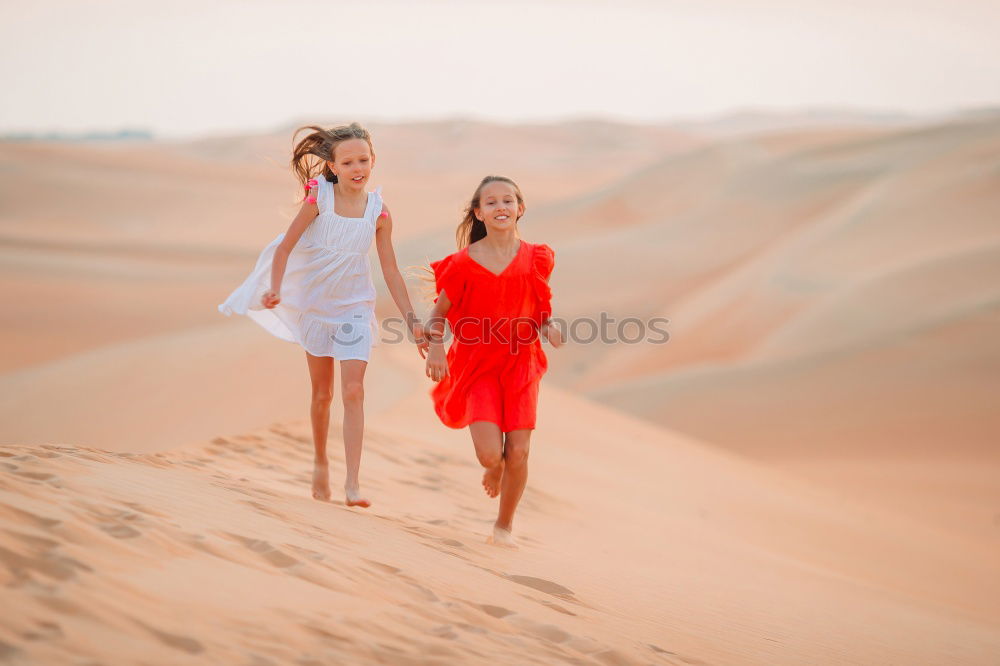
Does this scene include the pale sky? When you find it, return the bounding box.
[2,0,998,138]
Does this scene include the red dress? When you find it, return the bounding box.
[430,240,555,432]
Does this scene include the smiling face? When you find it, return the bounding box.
[327,138,374,190]
[475,180,524,232]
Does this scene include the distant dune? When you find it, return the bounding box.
[526,115,1000,543]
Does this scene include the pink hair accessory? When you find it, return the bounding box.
[306,196,317,204]
[307,179,318,187]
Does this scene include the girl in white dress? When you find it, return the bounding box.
[219,123,427,507]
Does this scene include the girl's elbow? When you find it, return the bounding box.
[382,264,402,283]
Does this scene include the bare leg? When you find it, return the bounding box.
[469,421,504,498]
[492,429,531,548]
[340,359,370,508]
[305,352,335,501]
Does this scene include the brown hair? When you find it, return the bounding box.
[290,122,374,191]
[455,175,526,249]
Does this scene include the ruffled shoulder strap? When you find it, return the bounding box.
[312,175,332,214]
[368,186,385,223]
[430,250,466,306]
[532,243,555,281]
[531,242,555,319]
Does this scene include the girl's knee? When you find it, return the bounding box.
[475,448,503,469]
[341,381,364,405]
[504,439,530,467]
[311,389,334,407]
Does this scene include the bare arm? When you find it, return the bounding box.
[262,198,318,308]
[425,289,451,381]
[271,199,318,292]
[539,272,564,347]
[375,203,429,357]
[374,204,420,333]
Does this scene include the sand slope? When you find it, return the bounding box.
[2,116,997,664]
[2,351,998,664]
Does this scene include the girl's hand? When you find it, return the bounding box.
[411,322,430,359]
[261,290,281,309]
[426,345,449,382]
[542,321,564,348]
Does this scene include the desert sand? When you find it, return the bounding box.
[1,116,998,664]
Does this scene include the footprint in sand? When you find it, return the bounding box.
[284,545,327,563]
[506,615,571,644]
[534,598,577,616]
[591,648,641,665]
[408,583,439,602]
[0,641,21,661]
[648,643,682,658]
[36,452,63,460]
[71,502,145,539]
[503,574,576,602]
[302,624,353,644]
[122,501,170,519]
[454,622,487,635]
[134,620,204,655]
[12,470,58,482]
[0,505,61,529]
[476,604,515,619]
[97,523,141,539]
[427,624,459,640]
[5,531,60,551]
[223,533,300,568]
[358,559,441,603]
[0,544,93,583]
[240,499,290,521]
[400,525,471,559]
[21,619,63,641]
[362,558,402,575]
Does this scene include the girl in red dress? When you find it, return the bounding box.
[425,175,564,548]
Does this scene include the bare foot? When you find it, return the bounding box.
[344,485,371,508]
[482,461,504,498]
[486,523,518,549]
[312,462,331,501]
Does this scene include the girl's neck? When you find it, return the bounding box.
[333,182,367,202]
[479,229,521,252]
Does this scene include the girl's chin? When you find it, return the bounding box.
[485,222,515,232]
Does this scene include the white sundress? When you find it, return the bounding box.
[218,180,383,361]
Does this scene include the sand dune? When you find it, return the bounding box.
[3,115,997,663]
[541,115,1000,388]
[2,346,998,664]
[524,115,1000,541]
